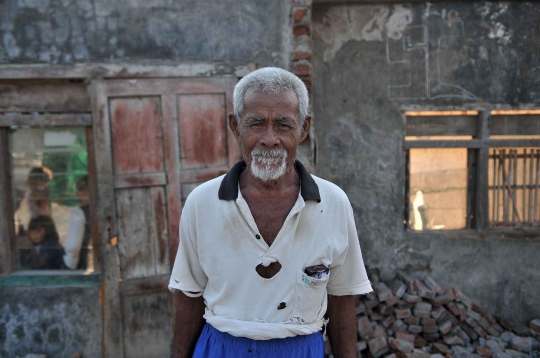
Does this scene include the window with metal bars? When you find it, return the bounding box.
[404,110,540,231]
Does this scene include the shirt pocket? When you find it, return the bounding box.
[292,270,329,324]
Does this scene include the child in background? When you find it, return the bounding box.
[20,216,65,270]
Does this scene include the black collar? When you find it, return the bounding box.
[218,160,321,202]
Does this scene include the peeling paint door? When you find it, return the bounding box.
[91,77,238,358]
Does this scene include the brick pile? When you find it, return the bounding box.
[327,268,540,358]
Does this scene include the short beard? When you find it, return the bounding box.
[249,148,289,182]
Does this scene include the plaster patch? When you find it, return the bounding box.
[386,5,413,40]
[18,0,50,14]
[488,22,506,39]
[3,33,21,58]
[313,5,408,62]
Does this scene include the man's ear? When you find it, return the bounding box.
[228,113,240,140]
[300,115,312,143]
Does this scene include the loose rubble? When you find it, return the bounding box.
[325,268,540,358]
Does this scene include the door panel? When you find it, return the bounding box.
[110,97,164,174]
[178,94,228,169]
[91,76,238,358]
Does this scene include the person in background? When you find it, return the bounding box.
[20,215,65,270]
[14,166,53,239]
[63,175,92,270]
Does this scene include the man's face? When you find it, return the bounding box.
[230,88,311,182]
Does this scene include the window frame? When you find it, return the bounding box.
[0,114,101,277]
[403,108,540,240]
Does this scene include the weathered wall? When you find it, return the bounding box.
[0,286,102,357]
[0,0,291,68]
[312,2,540,323]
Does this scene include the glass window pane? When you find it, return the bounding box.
[9,127,93,272]
[408,148,468,231]
[488,148,540,227]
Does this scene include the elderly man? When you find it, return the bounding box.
[169,67,372,358]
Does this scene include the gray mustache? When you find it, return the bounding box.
[251,148,288,158]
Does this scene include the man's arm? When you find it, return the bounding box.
[171,291,206,358]
[325,294,357,358]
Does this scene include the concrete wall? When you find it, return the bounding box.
[0,286,102,357]
[312,2,540,323]
[0,0,291,68]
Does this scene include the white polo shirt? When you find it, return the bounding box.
[169,160,372,340]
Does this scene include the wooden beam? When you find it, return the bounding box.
[0,128,15,275]
[488,139,540,147]
[0,81,90,113]
[103,77,228,97]
[90,80,124,358]
[0,114,92,127]
[404,139,483,149]
[179,166,230,183]
[86,127,102,273]
[491,115,540,135]
[114,172,167,189]
[475,111,491,230]
[0,63,253,80]
[119,274,170,296]
[161,93,182,265]
[406,115,477,137]
[315,0,480,3]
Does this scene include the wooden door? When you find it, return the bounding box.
[91,77,238,358]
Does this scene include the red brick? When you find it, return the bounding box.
[293,63,311,76]
[382,315,396,328]
[476,346,492,357]
[395,332,414,343]
[446,302,460,316]
[368,336,389,358]
[422,325,438,334]
[405,316,420,325]
[403,293,422,303]
[408,325,423,334]
[386,295,400,306]
[391,319,405,332]
[456,303,467,321]
[389,338,414,353]
[416,280,436,299]
[356,341,367,352]
[377,304,394,316]
[530,318,540,332]
[293,51,311,61]
[432,342,449,354]
[413,336,427,348]
[443,335,464,346]
[395,308,411,319]
[439,320,452,335]
[293,25,310,36]
[389,280,407,298]
[431,307,446,320]
[421,318,436,327]
[301,78,312,91]
[357,316,374,340]
[511,336,534,353]
[293,8,308,22]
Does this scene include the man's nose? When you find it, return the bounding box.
[260,125,280,147]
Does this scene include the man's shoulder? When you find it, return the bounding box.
[183,175,226,209]
[310,174,351,205]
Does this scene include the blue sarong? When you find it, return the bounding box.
[192,323,325,358]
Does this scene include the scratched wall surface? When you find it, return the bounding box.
[0,286,102,357]
[0,0,290,67]
[312,2,540,323]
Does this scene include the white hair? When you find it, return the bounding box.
[233,67,309,123]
